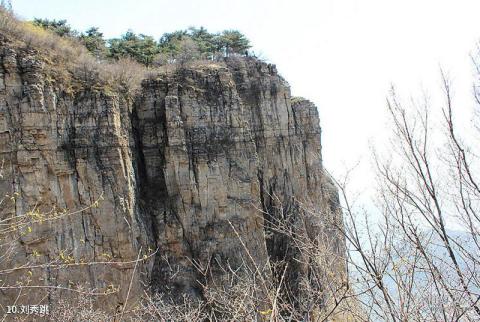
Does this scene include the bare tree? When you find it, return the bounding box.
[0,0,12,12]
[0,188,157,321]
[331,60,480,321]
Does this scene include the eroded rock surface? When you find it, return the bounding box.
[0,35,343,314]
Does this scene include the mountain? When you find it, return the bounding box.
[0,26,344,318]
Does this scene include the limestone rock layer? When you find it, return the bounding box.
[0,36,342,311]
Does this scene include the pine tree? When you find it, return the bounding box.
[32,18,77,37]
[108,31,160,66]
[79,27,107,58]
[216,30,251,57]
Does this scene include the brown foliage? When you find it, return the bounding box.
[0,8,147,94]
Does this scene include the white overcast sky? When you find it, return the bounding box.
[12,0,480,192]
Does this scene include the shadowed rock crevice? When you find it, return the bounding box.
[0,35,344,313]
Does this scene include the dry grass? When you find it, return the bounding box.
[0,8,147,94]
[0,9,228,95]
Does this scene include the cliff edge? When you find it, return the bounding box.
[0,34,344,317]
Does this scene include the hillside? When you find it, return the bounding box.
[0,8,345,320]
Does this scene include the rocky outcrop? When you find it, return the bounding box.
[0,35,343,315]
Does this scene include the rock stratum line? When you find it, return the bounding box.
[0,35,344,316]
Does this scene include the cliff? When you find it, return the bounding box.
[0,34,344,318]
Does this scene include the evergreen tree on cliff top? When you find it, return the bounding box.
[216,30,251,56]
[108,31,160,66]
[79,27,107,59]
[29,16,253,65]
[32,18,77,37]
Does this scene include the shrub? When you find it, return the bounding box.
[0,8,147,94]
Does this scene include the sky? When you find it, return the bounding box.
[11,0,480,194]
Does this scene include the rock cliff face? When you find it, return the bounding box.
[0,35,343,313]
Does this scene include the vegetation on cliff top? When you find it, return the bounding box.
[31,17,252,66]
[0,5,253,93]
[4,1,480,321]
